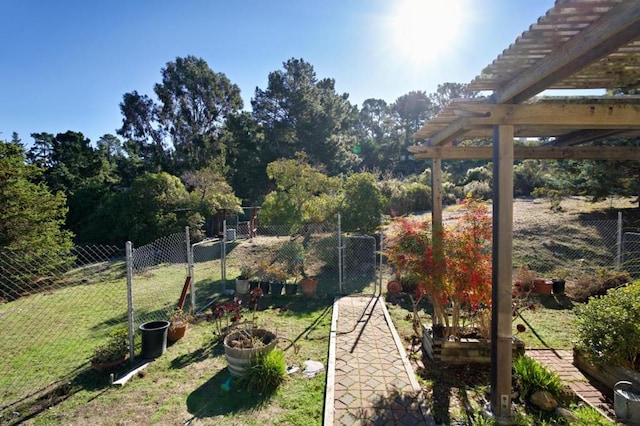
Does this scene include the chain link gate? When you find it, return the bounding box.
[340,235,378,294]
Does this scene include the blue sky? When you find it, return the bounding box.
[0,0,556,145]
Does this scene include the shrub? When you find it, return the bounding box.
[569,269,631,303]
[239,348,287,395]
[574,281,640,368]
[512,355,564,402]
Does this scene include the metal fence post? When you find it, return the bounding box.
[617,211,623,271]
[222,220,227,286]
[379,215,384,295]
[185,226,195,311]
[338,214,343,293]
[126,241,135,362]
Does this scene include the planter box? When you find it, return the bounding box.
[573,348,640,392]
[422,324,524,364]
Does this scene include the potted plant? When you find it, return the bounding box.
[284,257,304,295]
[91,328,130,370]
[268,263,288,297]
[219,287,279,377]
[236,264,253,295]
[514,265,536,294]
[167,307,192,342]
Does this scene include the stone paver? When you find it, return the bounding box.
[527,349,616,420]
[324,295,435,425]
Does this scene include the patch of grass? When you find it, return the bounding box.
[512,355,564,402]
[17,295,332,425]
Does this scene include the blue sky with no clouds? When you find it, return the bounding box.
[0,0,556,145]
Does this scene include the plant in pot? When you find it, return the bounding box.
[236,264,253,295]
[383,195,493,340]
[221,287,279,377]
[255,261,272,295]
[91,327,130,370]
[268,263,288,297]
[167,307,192,342]
[285,257,304,295]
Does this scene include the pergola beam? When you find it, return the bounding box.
[492,1,640,104]
[410,146,640,160]
[415,103,640,144]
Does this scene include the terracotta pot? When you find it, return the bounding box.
[387,279,402,294]
[300,278,318,297]
[533,278,553,295]
[168,322,188,342]
[91,353,129,371]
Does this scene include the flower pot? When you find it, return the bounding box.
[236,278,250,295]
[223,328,277,377]
[259,281,270,295]
[551,278,565,295]
[249,281,259,291]
[533,278,553,295]
[270,281,284,296]
[168,322,188,342]
[285,284,298,295]
[387,279,402,294]
[91,353,129,371]
[139,320,170,359]
[300,278,318,297]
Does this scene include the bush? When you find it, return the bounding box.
[239,348,287,395]
[512,355,564,402]
[569,269,632,303]
[574,281,640,368]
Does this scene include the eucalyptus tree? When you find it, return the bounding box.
[251,58,359,174]
[118,56,243,174]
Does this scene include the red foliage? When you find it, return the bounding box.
[383,196,492,333]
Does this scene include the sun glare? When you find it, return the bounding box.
[387,0,467,67]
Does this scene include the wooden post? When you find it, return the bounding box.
[431,158,443,231]
[491,125,514,421]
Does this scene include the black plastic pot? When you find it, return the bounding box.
[551,278,565,295]
[285,284,298,295]
[270,281,284,296]
[139,320,170,359]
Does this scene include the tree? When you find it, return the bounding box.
[391,91,436,174]
[251,58,359,174]
[340,172,386,235]
[182,166,243,218]
[0,140,74,300]
[26,131,104,195]
[354,99,400,171]
[260,154,341,231]
[118,56,243,174]
[224,112,269,203]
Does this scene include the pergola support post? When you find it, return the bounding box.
[491,125,515,421]
[431,158,442,230]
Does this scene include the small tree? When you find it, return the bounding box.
[260,154,341,232]
[341,172,386,235]
[384,196,492,339]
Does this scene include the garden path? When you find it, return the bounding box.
[324,295,435,425]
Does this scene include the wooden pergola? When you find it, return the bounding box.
[409,0,640,420]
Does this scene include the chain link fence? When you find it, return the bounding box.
[0,245,125,414]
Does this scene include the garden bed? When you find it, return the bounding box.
[422,324,525,364]
[573,348,640,392]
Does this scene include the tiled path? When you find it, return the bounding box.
[322,297,616,425]
[527,349,616,420]
[324,295,435,425]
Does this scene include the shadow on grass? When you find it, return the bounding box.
[170,336,224,370]
[185,369,272,420]
[537,293,574,310]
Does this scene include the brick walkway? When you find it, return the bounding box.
[527,349,616,420]
[324,295,435,426]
